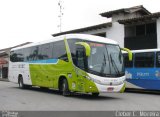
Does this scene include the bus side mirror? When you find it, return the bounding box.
[75,42,91,57]
[121,48,132,61]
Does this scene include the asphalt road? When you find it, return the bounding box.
[0,81,160,111]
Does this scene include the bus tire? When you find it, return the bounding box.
[92,93,99,97]
[40,87,48,90]
[18,77,25,89]
[62,79,70,96]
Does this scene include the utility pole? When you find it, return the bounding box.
[58,0,64,32]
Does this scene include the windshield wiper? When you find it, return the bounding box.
[110,54,121,76]
[100,53,106,75]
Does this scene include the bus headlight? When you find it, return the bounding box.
[92,78,101,84]
[85,75,91,80]
[117,81,124,85]
[84,75,101,83]
[88,76,101,84]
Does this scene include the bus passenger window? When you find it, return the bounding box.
[123,54,133,68]
[135,52,154,68]
[156,52,160,67]
[10,49,24,62]
[38,44,52,60]
[67,39,82,65]
[53,41,68,62]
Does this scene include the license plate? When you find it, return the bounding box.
[107,87,114,91]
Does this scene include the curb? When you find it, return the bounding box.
[0,78,9,82]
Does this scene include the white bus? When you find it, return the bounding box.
[9,34,131,96]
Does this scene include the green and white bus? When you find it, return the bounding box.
[9,34,131,96]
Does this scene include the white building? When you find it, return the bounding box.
[53,5,160,50]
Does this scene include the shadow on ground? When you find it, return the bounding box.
[125,88,160,95]
[12,86,120,101]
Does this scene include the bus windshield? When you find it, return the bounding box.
[87,42,124,77]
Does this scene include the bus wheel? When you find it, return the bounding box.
[40,87,48,90]
[62,79,70,96]
[19,77,25,89]
[92,93,99,97]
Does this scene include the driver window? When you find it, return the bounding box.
[76,45,86,70]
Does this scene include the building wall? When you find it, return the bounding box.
[112,13,125,22]
[75,23,125,48]
[0,48,10,78]
[157,17,160,48]
[106,22,124,47]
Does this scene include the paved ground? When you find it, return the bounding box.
[0,81,160,111]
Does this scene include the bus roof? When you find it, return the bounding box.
[11,34,118,51]
[123,48,160,54]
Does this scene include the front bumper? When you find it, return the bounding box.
[95,83,126,93]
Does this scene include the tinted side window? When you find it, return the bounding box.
[28,46,38,61]
[123,54,133,68]
[67,39,80,64]
[17,49,24,62]
[10,49,24,62]
[38,43,52,60]
[156,52,160,67]
[76,45,85,69]
[23,47,31,61]
[53,41,68,62]
[135,52,154,68]
[10,51,17,62]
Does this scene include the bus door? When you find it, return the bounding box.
[123,53,133,79]
[74,45,87,92]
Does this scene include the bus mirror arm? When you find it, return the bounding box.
[75,42,91,57]
[121,48,132,61]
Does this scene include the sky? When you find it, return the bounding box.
[0,0,160,49]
